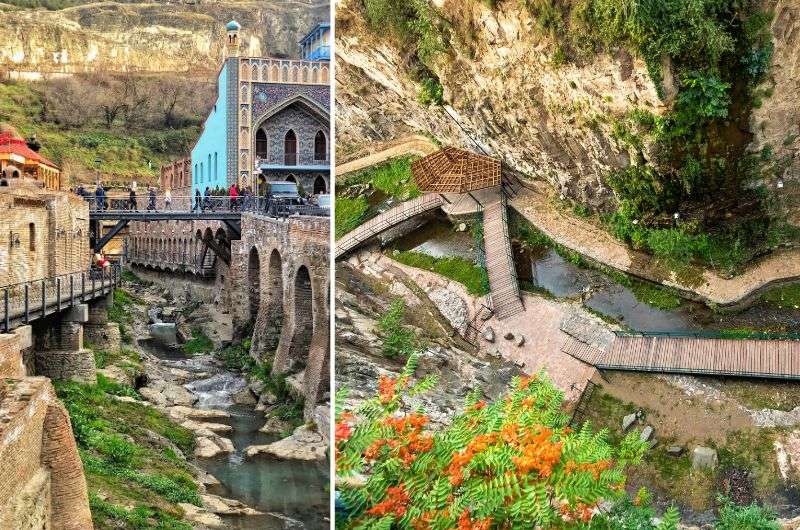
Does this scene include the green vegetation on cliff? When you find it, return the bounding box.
[0,76,208,185]
[56,376,198,529]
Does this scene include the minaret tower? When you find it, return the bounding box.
[225,20,241,58]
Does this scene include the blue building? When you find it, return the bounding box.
[299,23,330,61]
[191,20,330,198]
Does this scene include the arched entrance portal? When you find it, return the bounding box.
[313,176,326,195]
[287,265,313,371]
[247,247,260,320]
[285,175,297,183]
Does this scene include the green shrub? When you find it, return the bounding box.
[391,250,489,295]
[418,76,444,106]
[377,299,419,358]
[715,498,779,530]
[335,196,369,239]
[182,328,213,355]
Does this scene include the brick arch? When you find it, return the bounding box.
[250,247,284,361]
[247,246,260,320]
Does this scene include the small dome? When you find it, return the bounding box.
[226,20,241,31]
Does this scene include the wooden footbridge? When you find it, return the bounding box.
[483,199,524,319]
[335,194,445,259]
[563,332,800,380]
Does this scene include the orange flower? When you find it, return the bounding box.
[335,421,352,443]
[366,484,410,518]
[458,510,492,530]
[378,376,398,404]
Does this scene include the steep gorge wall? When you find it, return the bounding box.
[0,0,329,75]
[336,0,800,210]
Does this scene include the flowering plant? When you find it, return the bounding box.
[335,353,650,528]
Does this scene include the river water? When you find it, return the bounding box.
[141,341,329,530]
[392,217,800,333]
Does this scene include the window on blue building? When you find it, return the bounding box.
[200,162,203,183]
[208,154,212,183]
[214,153,218,181]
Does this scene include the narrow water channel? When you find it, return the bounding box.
[390,217,800,333]
[140,340,329,530]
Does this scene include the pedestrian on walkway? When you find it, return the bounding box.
[129,187,138,212]
[194,189,202,212]
[204,186,213,211]
[164,188,172,210]
[147,187,157,211]
[229,183,239,211]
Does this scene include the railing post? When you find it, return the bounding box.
[56,278,61,313]
[24,284,29,323]
[3,289,8,333]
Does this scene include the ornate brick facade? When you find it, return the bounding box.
[160,157,192,197]
[0,182,90,289]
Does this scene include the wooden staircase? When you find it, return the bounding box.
[483,198,524,319]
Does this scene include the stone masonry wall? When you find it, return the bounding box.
[0,185,90,289]
[231,213,329,418]
[0,334,92,530]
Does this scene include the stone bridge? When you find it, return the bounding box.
[127,213,330,419]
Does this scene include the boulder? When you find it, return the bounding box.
[178,503,224,528]
[195,437,224,458]
[482,326,495,343]
[504,332,515,340]
[640,425,654,442]
[233,387,257,405]
[246,425,327,461]
[456,222,468,232]
[181,419,233,436]
[201,494,262,516]
[515,334,525,347]
[622,413,637,431]
[667,445,684,456]
[215,436,235,453]
[161,306,177,320]
[162,384,197,407]
[692,447,718,470]
[147,308,162,324]
[259,416,294,434]
[248,379,266,395]
[139,387,168,407]
[168,406,229,422]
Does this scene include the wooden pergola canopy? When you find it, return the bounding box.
[411,147,501,193]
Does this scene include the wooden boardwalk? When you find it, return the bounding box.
[335,194,445,259]
[483,200,524,319]
[562,334,800,380]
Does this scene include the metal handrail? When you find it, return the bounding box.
[80,194,330,217]
[2,263,121,333]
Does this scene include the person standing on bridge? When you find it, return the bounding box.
[204,186,213,212]
[147,187,157,212]
[164,188,172,211]
[129,186,138,212]
[229,182,239,211]
[194,189,202,212]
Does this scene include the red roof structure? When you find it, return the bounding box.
[0,132,58,169]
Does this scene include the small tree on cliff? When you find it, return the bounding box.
[335,355,656,529]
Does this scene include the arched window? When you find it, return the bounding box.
[208,154,212,183]
[314,131,327,161]
[284,130,297,166]
[200,162,204,183]
[195,164,199,183]
[214,153,218,180]
[256,129,268,159]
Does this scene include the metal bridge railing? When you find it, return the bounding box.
[2,264,121,333]
[80,194,330,218]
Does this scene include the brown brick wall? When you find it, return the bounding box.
[0,186,90,289]
[0,333,25,377]
[0,376,92,530]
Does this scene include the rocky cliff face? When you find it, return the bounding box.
[336,0,799,211]
[0,0,329,75]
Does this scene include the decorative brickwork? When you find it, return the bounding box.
[0,184,90,289]
[0,333,25,377]
[160,157,192,196]
[0,375,92,530]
